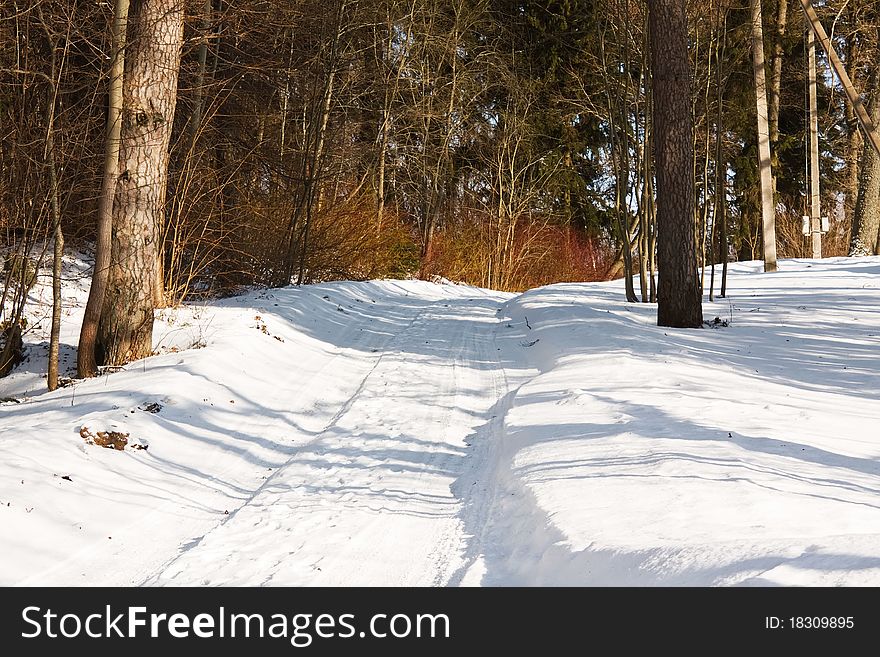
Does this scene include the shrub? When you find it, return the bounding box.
[423,212,616,291]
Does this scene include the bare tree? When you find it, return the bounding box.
[39,8,64,391]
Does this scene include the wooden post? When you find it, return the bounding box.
[808,26,822,259]
[799,0,880,158]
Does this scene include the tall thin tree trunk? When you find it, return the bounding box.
[46,105,64,392]
[699,54,713,296]
[768,0,787,207]
[77,0,130,377]
[377,106,388,233]
[297,66,336,286]
[844,27,862,230]
[48,174,63,390]
[638,137,649,303]
[376,17,394,235]
[645,99,658,303]
[709,2,725,303]
[97,0,184,365]
[648,0,703,328]
[189,0,211,148]
[769,0,787,144]
[720,177,729,297]
[40,26,63,391]
[751,0,778,272]
[718,4,730,298]
[851,63,880,255]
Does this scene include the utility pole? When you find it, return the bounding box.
[799,0,880,158]
[808,26,822,259]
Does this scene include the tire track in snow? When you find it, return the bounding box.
[149,292,512,586]
[16,287,431,587]
[444,300,596,587]
[139,294,434,585]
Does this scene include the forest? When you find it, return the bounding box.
[3,0,880,597]
[2,0,879,387]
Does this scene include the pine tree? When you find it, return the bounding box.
[647,0,703,328]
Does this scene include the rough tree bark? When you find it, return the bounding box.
[77,0,130,377]
[97,0,184,365]
[647,0,703,328]
[851,64,880,256]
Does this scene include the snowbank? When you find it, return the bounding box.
[2,256,879,586]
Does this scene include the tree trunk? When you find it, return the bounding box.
[188,0,212,149]
[768,0,787,206]
[296,65,336,286]
[647,0,702,328]
[421,185,442,267]
[377,106,388,233]
[769,0,787,144]
[77,0,130,377]
[844,27,862,230]
[751,0,778,272]
[709,4,725,303]
[851,64,880,256]
[720,180,729,297]
[47,95,63,392]
[37,17,64,392]
[97,0,184,366]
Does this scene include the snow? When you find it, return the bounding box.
[2,256,879,586]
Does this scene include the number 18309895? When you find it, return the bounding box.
[765,616,854,630]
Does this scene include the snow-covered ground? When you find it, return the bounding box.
[2,256,879,586]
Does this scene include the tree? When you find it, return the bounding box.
[750,0,778,272]
[851,61,880,256]
[768,0,788,147]
[96,0,184,365]
[40,8,64,391]
[78,0,130,378]
[10,0,876,334]
[647,0,702,329]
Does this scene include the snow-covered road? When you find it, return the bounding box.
[150,292,521,586]
[3,257,880,586]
